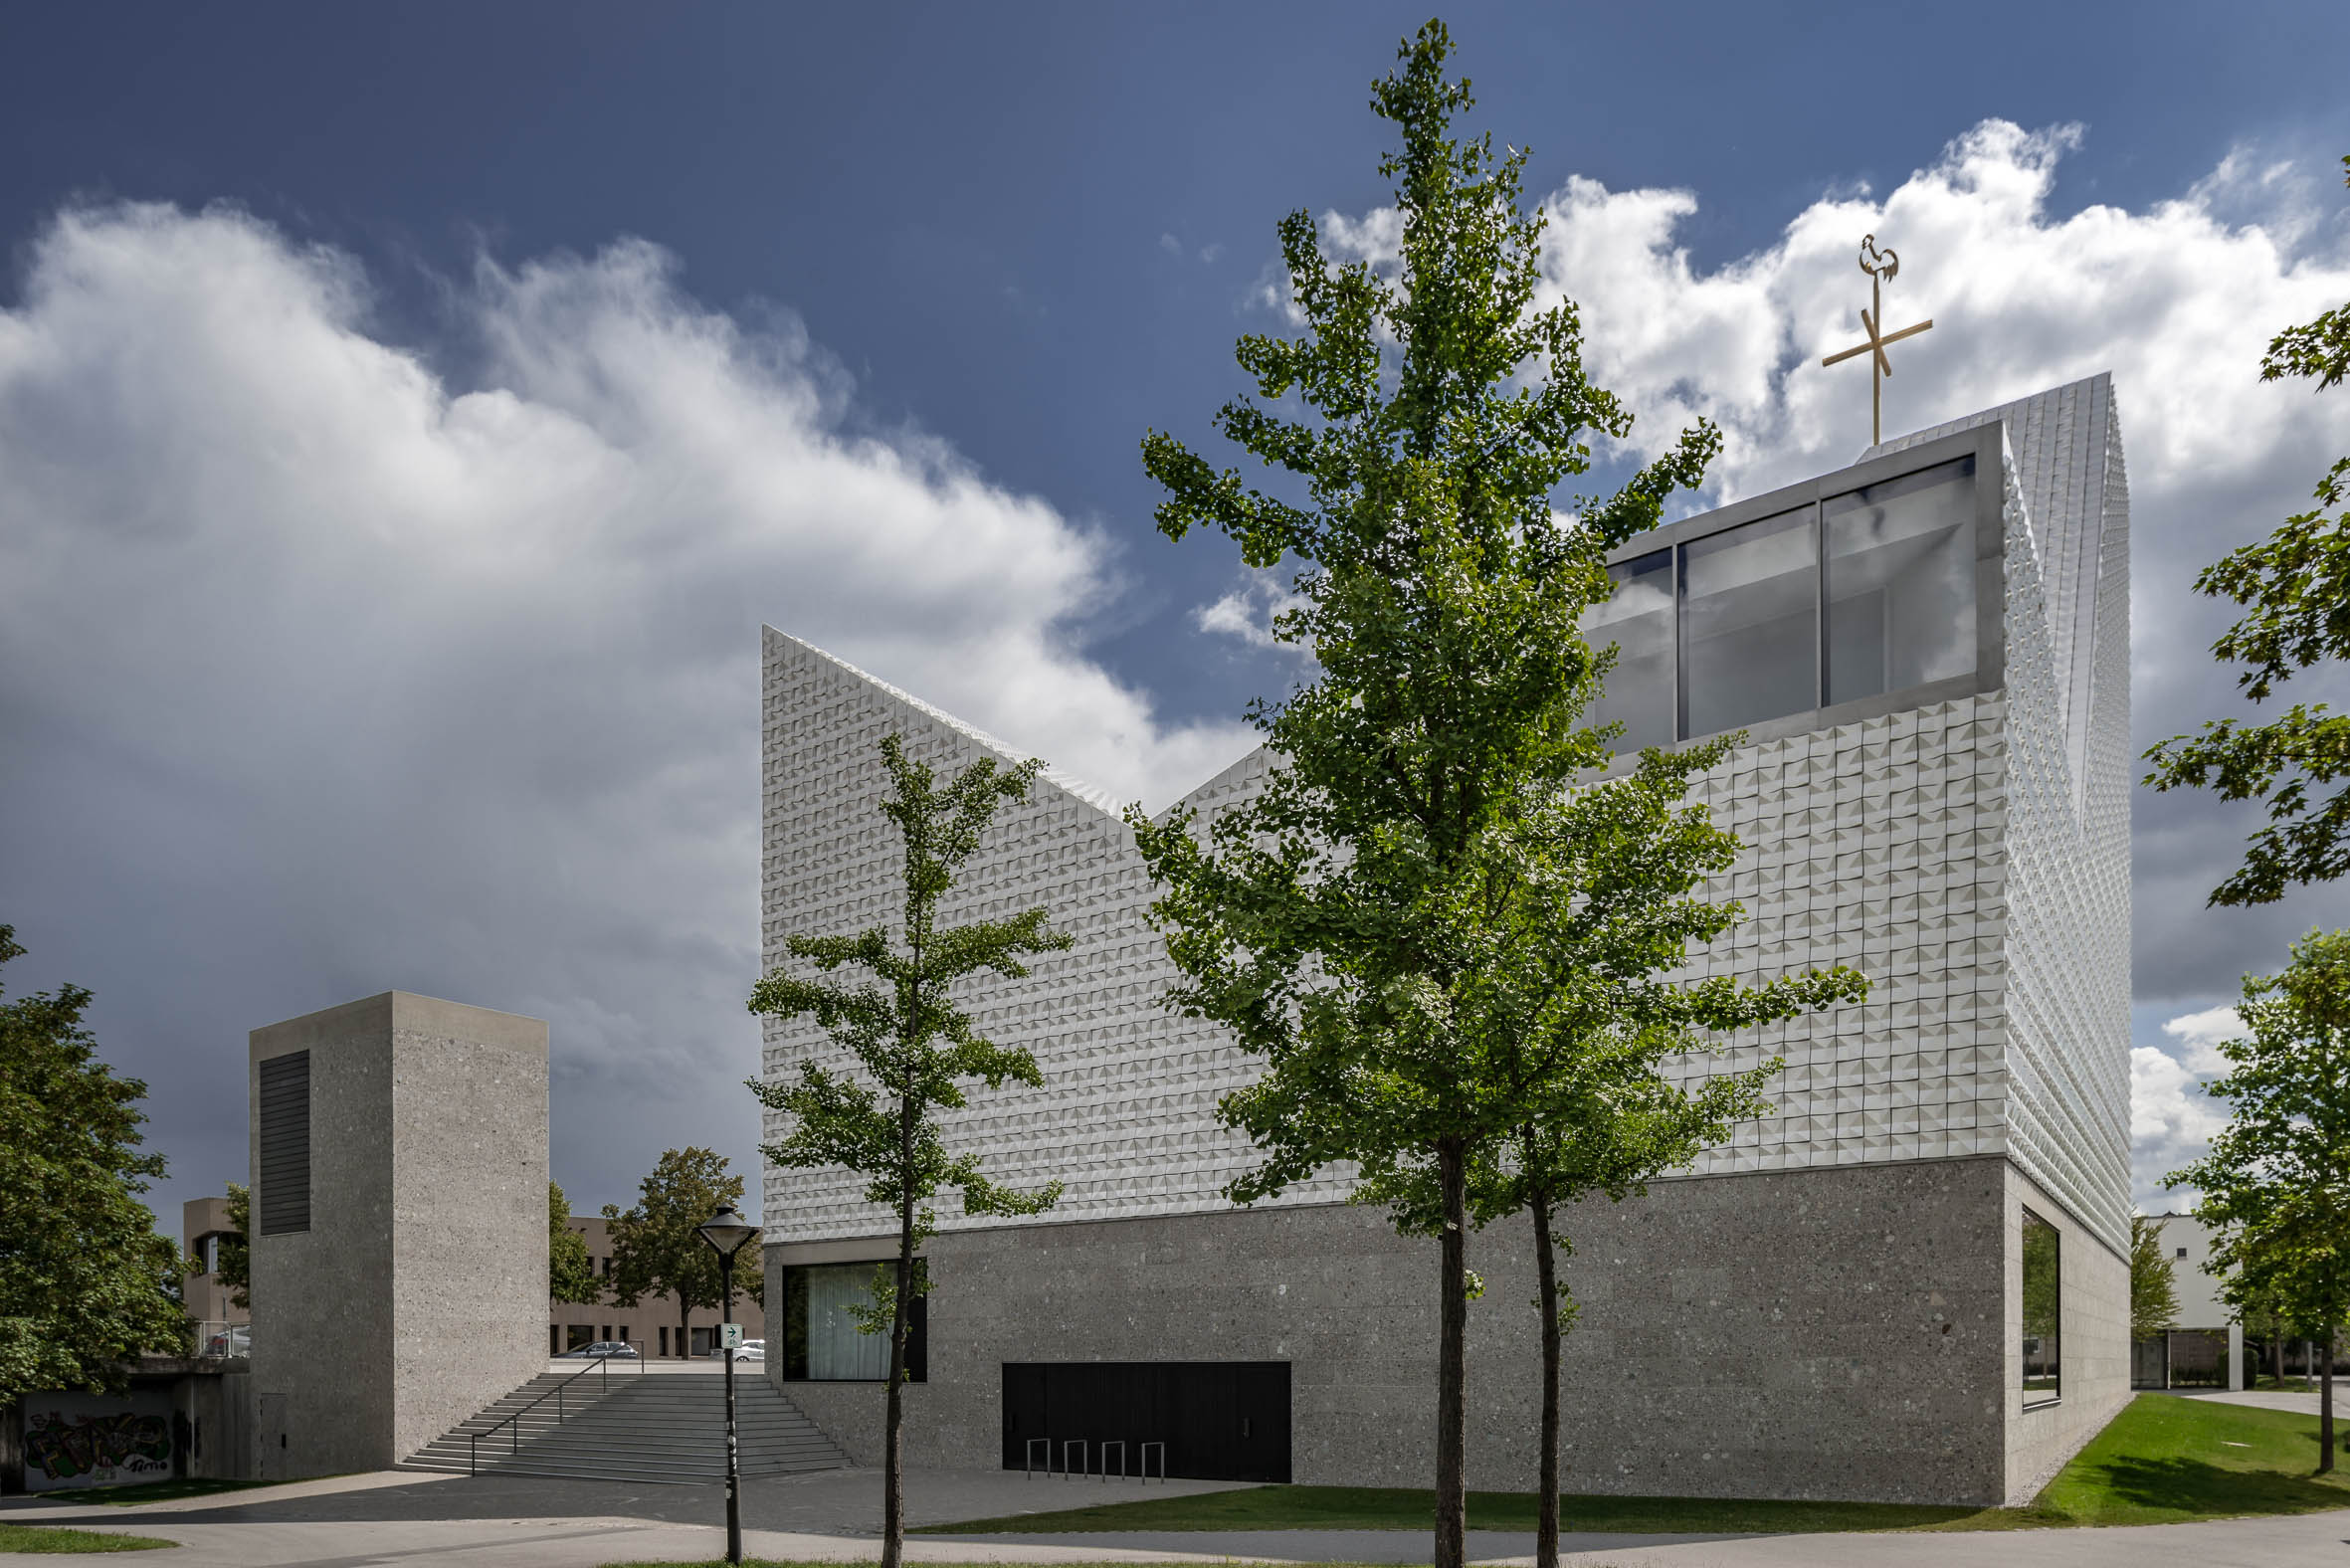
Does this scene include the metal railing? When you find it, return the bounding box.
[191,1320,249,1359]
[468,1350,641,1476]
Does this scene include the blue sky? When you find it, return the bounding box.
[3,3,2348,1227]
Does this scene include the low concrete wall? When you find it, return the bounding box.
[770,1154,2042,1505]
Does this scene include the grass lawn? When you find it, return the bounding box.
[2000,1393,2350,1527]
[0,1522,177,1554]
[915,1394,2350,1538]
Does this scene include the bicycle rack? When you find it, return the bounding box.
[1063,1439,1087,1479]
[1098,1440,1125,1481]
[1025,1437,1053,1477]
[1138,1441,1166,1482]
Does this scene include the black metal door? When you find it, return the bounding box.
[1001,1361,1290,1481]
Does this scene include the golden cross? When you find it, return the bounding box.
[1822,234,1932,446]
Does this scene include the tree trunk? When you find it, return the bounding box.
[2323,1330,2337,1476]
[1435,1138,1469,1568]
[1531,1191,1560,1568]
[679,1303,691,1361]
[881,1106,916,1568]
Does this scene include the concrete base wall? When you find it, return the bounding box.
[765,1154,2118,1506]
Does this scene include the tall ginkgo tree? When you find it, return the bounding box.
[1126,24,1860,1568]
[749,733,1069,1568]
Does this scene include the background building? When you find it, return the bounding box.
[551,1215,766,1359]
[182,1195,249,1350]
[757,376,2133,1506]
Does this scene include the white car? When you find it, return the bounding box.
[731,1339,764,1363]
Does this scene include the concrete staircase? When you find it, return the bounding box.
[404,1369,850,1482]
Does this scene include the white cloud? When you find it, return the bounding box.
[2132,1043,2230,1210]
[2162,1005,2247,1073]
[0,201,1256,1213]
[1194,572,1310,653]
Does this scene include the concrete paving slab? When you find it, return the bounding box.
[11,1469,2350,1567]
[2162,1387,2334,1417]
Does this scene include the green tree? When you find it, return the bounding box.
[1127,24,1792,1567]
[2130,1215,2181,1343]
[749,733,1069,1568]
[2167,929,2350,1470]
[602,1148,760,1360]
[2145,155,2350,905]
[1347,746,1860,1568]
[549,1182,600,1307]
[0,925,189,1405]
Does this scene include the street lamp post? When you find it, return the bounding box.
[697,1205,759,1566]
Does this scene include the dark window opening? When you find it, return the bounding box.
[1002,1362,1290,1482]
[2022,1207,2061,1407]
[779,1261,926,1381]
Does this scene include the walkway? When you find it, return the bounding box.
[7,1466,2347,1567]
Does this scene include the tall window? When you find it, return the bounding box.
[1679,506,1818,738]
[2022,1208,2061,1406]
[1824,456,1977,705]
[1583,549,1674,753]
[779,1262,927,1381]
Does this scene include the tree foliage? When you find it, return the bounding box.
[2130,1215,2181,1343]
[2145,154,2350,905]
[2167,928,2350,1470]
[0,925,189,1405]
[601,1147,760,1355]
[549,1182,600,1306]
[1126,23,1857,1568]
[748,732,1070,1568]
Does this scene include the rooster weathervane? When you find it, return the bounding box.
[1822,235,1933,446]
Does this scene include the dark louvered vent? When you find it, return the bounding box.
[257,1051,311,1235]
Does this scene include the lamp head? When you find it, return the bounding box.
[696,1205,759,1257]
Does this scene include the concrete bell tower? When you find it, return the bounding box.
[246,991,548,1477]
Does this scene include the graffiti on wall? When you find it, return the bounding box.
[23,1393,174,1490]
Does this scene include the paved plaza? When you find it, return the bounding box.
[8,1465,2349,1568]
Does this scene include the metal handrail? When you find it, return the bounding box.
[467,1351,641,1476]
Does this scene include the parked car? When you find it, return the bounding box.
[555,1340,640,1359]
[701,1338,764,1362]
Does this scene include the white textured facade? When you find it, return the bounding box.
[756,375,2133,1502]
[761,375,2129,1255]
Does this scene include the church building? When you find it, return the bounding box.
[756,374,2132,1507]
